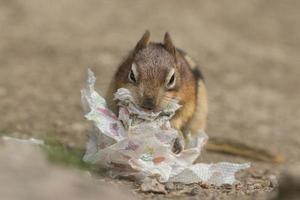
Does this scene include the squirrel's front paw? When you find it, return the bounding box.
[172,137,184,154]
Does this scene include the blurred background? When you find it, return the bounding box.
[1,0,300,199]
[0,0,300,199]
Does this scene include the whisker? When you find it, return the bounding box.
[162,97,180,104]
[163,95,175,100]
[163,95,180,101]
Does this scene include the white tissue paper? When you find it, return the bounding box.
[81,69,250,185]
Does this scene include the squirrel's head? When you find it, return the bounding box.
[116,31,182,112]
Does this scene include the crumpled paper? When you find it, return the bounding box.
[81,69,250,185]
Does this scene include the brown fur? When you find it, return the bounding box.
[106,31,207,151]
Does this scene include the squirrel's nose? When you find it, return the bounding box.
[141,97,155,111]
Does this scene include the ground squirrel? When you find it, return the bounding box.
[106,31,283,162]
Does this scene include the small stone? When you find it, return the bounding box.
[253,183,262,189]
[199,182,209,189]
[245,189,251,195]
[165,182,175,191]
[222,184,233,190]
[173,183,185,190]
[235,183,243,190]
[268,175,278,188]
[140,177,167,194]
[186,187,200,196]
[248,185,255,191]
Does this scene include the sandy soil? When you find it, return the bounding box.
[0,141,136,200]
[0,0,299,199]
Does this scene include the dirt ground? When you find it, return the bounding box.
[1,0,299,199]
[0,142,136,200]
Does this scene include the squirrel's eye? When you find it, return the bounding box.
[166,72,176,89]
[128,69,137,83]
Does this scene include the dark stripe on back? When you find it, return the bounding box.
[176,48,204,81]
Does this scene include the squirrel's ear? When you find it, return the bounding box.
[164,32,177,57]
[135,30,150,52]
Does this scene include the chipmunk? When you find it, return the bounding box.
[106,31,283,162]
[106,30,205,153]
